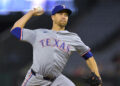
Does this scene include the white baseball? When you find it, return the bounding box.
[36,7,43,11]
[32,6,44,16]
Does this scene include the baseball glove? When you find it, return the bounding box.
[87,72,102,86]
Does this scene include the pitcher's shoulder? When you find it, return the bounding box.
[67,31,80,36]
[34,28,51,33]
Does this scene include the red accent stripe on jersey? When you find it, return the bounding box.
[22,73,32,86]
[81,49,91,57]
[20,29,22,40]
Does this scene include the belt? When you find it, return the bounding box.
[31,69,55,81]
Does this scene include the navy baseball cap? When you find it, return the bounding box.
[52,5,72,16]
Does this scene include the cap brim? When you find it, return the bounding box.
[59,9,72,16]
[53,9,72,16]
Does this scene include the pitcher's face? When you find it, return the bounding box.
[52,12,69,27]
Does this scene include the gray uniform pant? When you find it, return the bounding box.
[21,70,75,86]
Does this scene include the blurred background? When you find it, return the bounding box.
[0,0,120,86]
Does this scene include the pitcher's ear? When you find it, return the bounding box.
[51,15,54,21]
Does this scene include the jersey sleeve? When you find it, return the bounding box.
[71,33,90,56]
[22,28,36,44]
[10,27,36,44]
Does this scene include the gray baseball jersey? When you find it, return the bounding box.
[21,28,90,78]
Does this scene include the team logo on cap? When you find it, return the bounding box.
[62,5,66,8]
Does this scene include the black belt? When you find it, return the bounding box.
[31,69,55,81]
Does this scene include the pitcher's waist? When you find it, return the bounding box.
[31,69,56,82]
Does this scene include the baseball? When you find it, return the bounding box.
[33,6,44,16]
[36,6,43,11]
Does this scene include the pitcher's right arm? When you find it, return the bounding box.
[11,8,44,31]
[10,8,44,40]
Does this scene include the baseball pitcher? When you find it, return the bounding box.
[10,5,102,86]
